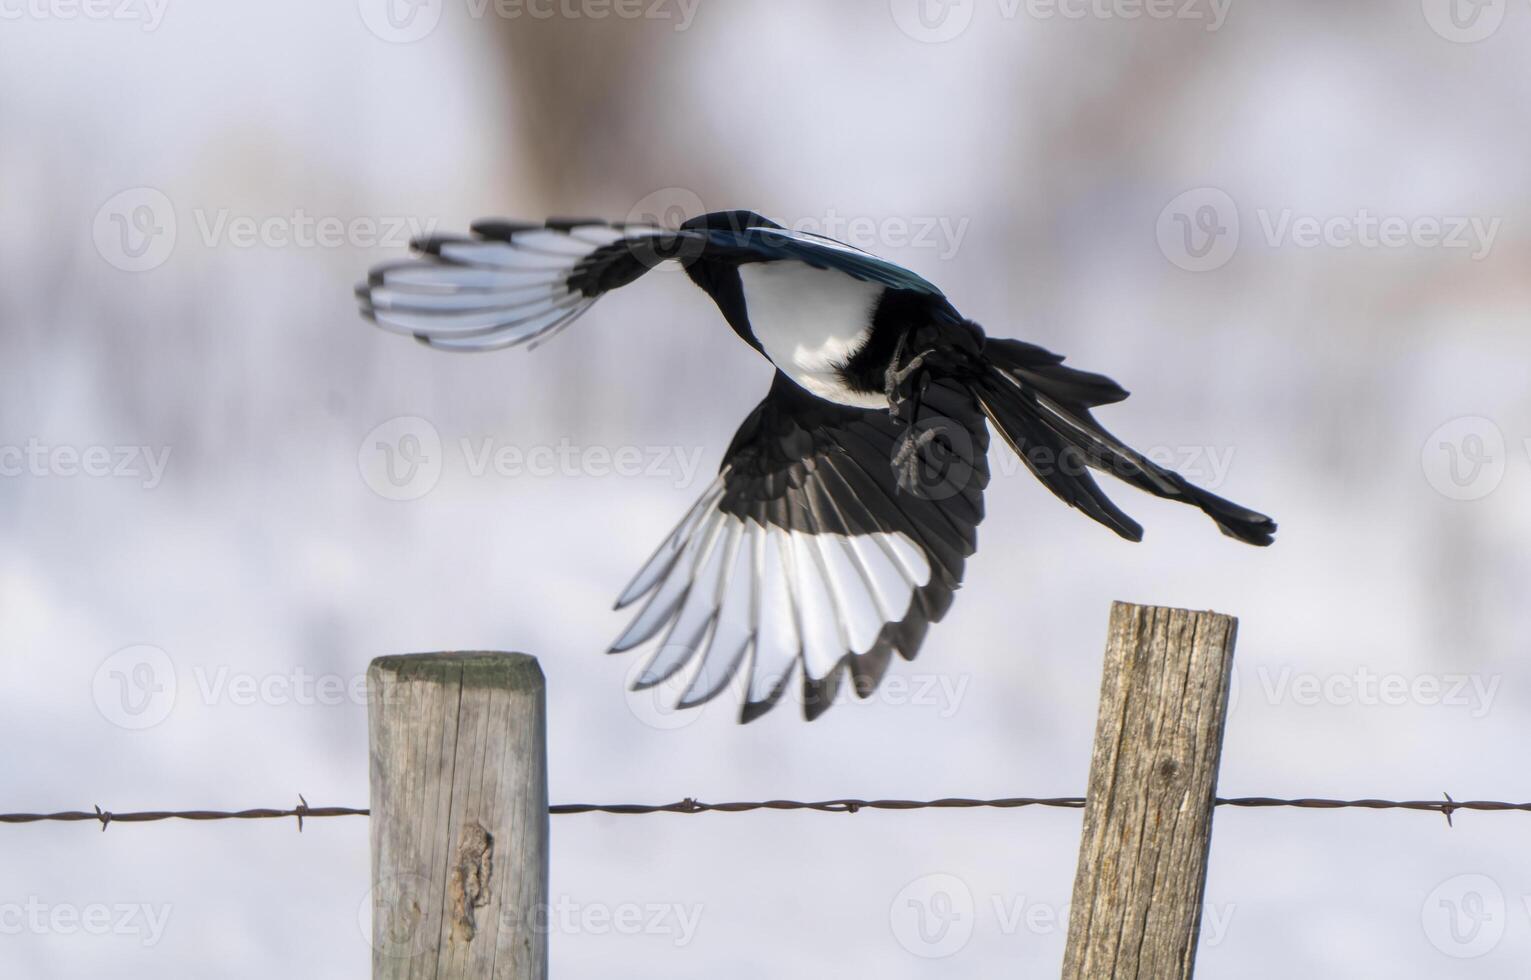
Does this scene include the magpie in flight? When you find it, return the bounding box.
[357,210,1275,722]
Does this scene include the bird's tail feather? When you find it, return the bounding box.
[970,338,1276,546]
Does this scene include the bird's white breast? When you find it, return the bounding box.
[737,262,886,409]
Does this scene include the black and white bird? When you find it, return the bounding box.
[357,210,1275,722]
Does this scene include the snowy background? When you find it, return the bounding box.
[3,0,1530,976]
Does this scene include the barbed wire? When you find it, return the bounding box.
[1,792,1524,831]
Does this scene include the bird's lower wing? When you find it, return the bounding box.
[610,372,990,722]
[356,218,695,352]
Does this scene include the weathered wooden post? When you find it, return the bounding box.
[1061,603,1238,980]
[367,653,548,979]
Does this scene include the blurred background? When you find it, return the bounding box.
[3,0,1530,975]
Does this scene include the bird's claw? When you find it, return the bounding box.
[886,347,938,424]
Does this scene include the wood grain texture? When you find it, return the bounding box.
[368,653,548,980]
[1061,603,1238,980]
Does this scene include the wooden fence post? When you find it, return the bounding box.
[367,652,548,980]
[1061,602,1238,980]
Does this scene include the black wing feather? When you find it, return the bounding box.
[612,372,989,722]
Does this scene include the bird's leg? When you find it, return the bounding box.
[885,328,941,425]
[886,353,929,392]
[887,357,929,422]
[884,329,913,419]
[888,332,961,494]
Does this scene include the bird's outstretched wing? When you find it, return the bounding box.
[358,216,950,354]
[356,218,692,352]
[611,372,990,722]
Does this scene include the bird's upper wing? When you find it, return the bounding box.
[356,218,694,352]
[610,372,989,722]
[698,226,948,297]
[357,218,945,353]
